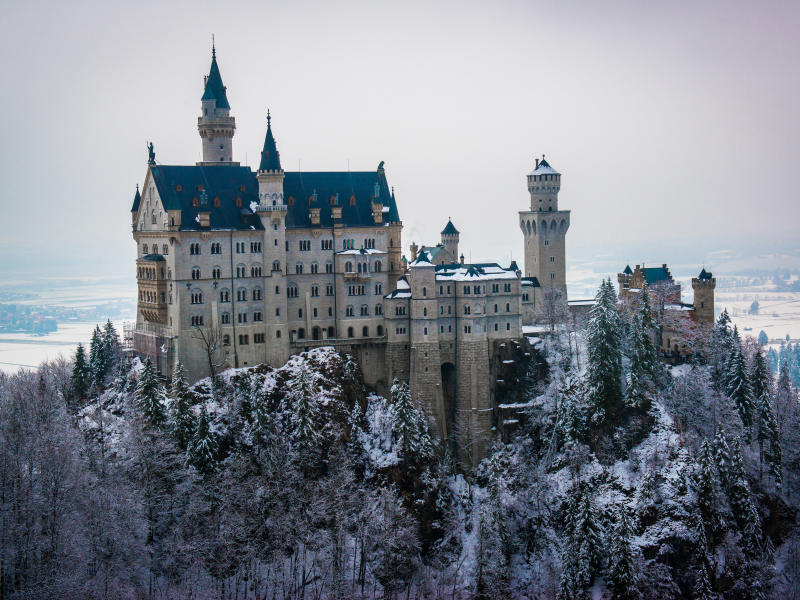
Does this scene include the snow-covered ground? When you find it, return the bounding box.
[716,293,800,342]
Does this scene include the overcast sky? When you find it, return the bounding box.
[0,0,798,283]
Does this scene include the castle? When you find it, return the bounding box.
[129,47,570,462]
[617,263,716,360]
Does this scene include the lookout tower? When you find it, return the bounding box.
[198,44,237,165]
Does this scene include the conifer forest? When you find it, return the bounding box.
[2,282,800,600]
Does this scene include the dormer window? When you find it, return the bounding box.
[288,197,295,206]
[197,185,203,192]
[176,185,182,192]
[235,197,242,207]
[240,185,246,192]
[214,197,220,207]
[193,197,199,207]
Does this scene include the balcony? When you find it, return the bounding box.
[255,204,288,213]
[138,301,168,325]
[343,271,371,281]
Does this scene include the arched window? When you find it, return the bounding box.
[191,267,201,280]
[276,330,282,338]
[222,334,230,345]
[507,323,510,330]
[328,326,335,338]
[252,288,262,300]
[220,289,230,302]
[375,260,382,272]
[298,328,305,339]
[424,327,428,335]
[422,287,426,296]
[162,244,168,255]
[348,327,354,338]
[362,326,369,337]
[311,285,319,297]
[221,312,230,324]
[151,210,156,224]
[345,262,353,273]
[423,307,427,316]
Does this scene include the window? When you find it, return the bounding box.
[251,242,262,253]
[363,326,369,337]
[448,306,451,314]
[375,304,383,315]
[211,242,221,254]
[276,330,282,339]
[424,327,428,335]
[361,305,369,316]
[494,304,498,313]
[423,308,427,316]
[221,312,230,324]
[464,305,471,315]
[143,244,148,254]
[325,263,333,274]
[494,323,498,331]
[214,197,220,207]
[464,325,471,333]
[377,325,383,336]
[506,303,510,312]
[251,265,263,277]
[191,315,205,326]
[326,284,334,296]
[275,286,280,295]
[321,240,333,250]
[237,289,246,301]
[287,286,298,298]
[254,311,263,322]
[299,240,311,251]
[348,327,354,338]
[395,305,406,315]
[440,325,444,333]
[345,262,353,273]
[440,306,443,315]
[328,307,333,316]
[162,244,168,255]
[253,288,262,300]
[238,313,247,324]
[254,333,265,343]
[272,260,281,271]
[192,197,199,207]
[364,238,375,249]
[473,285,480,295]
[310,263,319,274]
[212,267,221,279]
[235,197,242,208]
[346,306,354,317]
[328,326,335,338]
[311,285,319,297]
[191,268,201,280]
[463,286,470,294]
[236,265,246,277]
[550,256,555,262]
[239,334,249,345]
[276,308,280,316]
[507,322,510,330]
[274,223,279,231]
[343,239,354,250]
[223,334,230,346]
[295,264,303,274]
[423,287,426,297]
[298,309,303,318]
[551,272,555,279]
[544,240,550,246]
[492,284,499,293]
[313,307,317,318]
[220,289,230,302]
[504,283,512,292]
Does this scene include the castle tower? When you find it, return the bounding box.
[256,112,284,204]
[407,251,447,442]
[519,157,570,297]
[692,268,716,325]
[618,264,633,295]
[441,219,459,263]
[198,45,237,165]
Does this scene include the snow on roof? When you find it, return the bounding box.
[396,278,410,290]
[409,251,433,266]
[336,248,386,255]
[435,263,517,282]
[568,300,596,306]
[665,303,695,312]
[527,158,559,176]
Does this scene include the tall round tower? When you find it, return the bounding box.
[198,44,237,165]
[519,156,570,297]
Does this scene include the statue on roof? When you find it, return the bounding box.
[377,161,385,172]
[147,142,155,164]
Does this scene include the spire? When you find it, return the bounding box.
[441,218,459,235]
[131,184,141,212]
[258,110,282,172]
[202,44,230,109]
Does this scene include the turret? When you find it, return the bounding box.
[441,219,459,263]
[256,111,284,206]
[527,156,560,212]
[692,268,716,325]
[197,44,237,165]
[618,264,633,294]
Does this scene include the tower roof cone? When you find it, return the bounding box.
[201,43,230,109]
[258,111,282,172]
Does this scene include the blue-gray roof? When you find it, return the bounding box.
[202,48,230,109]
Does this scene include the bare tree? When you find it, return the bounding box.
[534,283,570,334]
[188,322,228,379]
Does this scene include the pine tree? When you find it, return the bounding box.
[170,361,196,451]
[572,487,602,592]
[726,341,755,428]
[287,365,321,456]
[101,319,119,372]
[714,426,733,491]
[135,358,168,427]
[608,504,638,600]
[751,350,781,484]
[696,439,717,524]
[188,403,217,476]
[693,563,715,600]
[390,379,434,468]
[556,377,584,447]
[70,342,92,400]
[586,279,623,423]
[727,436,764,558]
[89,325,110,390]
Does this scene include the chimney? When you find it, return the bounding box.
[535,158,539,169]
[460,253,465,265]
